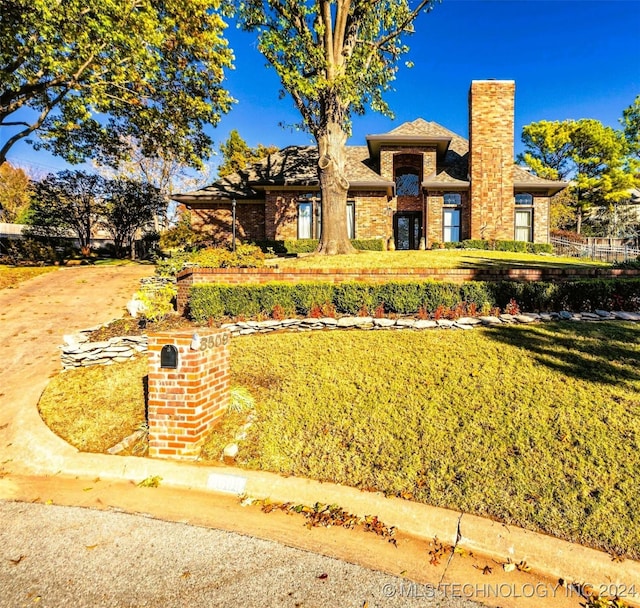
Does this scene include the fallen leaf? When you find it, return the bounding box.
[317,573,328,580]
[516,560,531,573]
[503,562,516,573]
[82,487,93,492]
[8,555,25,565]
[85,544,99,550]
[181,571,191,579]
[45,499,53,505]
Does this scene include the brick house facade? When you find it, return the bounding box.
[174,80,567,249]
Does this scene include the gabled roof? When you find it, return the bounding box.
[366,119,453,158]
[174,145,393,202]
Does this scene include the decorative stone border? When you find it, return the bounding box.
[60,326,147,370]
[60,309,640,370]
[220,309,640,337]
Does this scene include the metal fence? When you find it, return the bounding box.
[551,237,640,263]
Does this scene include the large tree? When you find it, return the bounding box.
[519,118,638,233]
[621,95,640,159]
[0,0,233,167]
[101,177,165,257]
[28,170,105,256]
[218,129,278,177]
[0,162,31,222]
[237,0,438,254]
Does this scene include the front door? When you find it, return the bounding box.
[394,212,422,250]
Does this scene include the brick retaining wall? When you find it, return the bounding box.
[176,266,640,314]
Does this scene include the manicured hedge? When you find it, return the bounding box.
[188,278,640,322]
[255,238,385,254]
[436,239,553,255]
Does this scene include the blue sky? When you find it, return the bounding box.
[6,0,640,176]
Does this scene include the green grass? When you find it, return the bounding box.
[38,321,640,558]
[38,358,147,452]
[0,264,56,289]
[267,249,610,270]
[229,323,640,559]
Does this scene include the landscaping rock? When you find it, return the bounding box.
[595,309,612,318]
[395,319,416,328]
[414,320,438,329]
[453,322,474,330]
[613,311,640,321]
[478,316,502,325]
[515,315,536,324]
[559,311,573,320]
[456,317,481,325]
[436,319,454,328]
[223,443,238,464]
[373,318,396,328]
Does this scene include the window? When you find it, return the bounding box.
[444,192,461,206]
[516,193,533,205]
[443,208,461,242]
[443,192,461,242]
[304,198,354,239]
[297,202,312,239]
[515,209,533,242]
[395,170,420,196]
[346,201,355,239]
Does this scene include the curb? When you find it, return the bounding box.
[13,449,639,606]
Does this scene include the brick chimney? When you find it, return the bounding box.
[468,80,516,241]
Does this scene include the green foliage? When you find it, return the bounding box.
[350,238,385,251]
[460,239,489,250]
[332,282,376,315]
[495,240,529,253]
[27,171,104,256]
[621,94,640,159]
[134,282,177,322]
[255,239,386,254]
[0,0,233,166]
[0,162,31,222]
[159,212,199,250]
[218,130,278,177]
[101,177,165,258]
[189,277,640,322]
[230,324,640,558]
[518,117,640,234]
[156,244,265,277]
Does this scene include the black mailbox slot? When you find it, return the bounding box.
[160,345,178,369]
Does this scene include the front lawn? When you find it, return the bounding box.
[267,249,610,270]
[38,321,640,558]
[229,323,640,559]
[0,264,56,289]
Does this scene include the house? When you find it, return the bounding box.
[173,80,567,249]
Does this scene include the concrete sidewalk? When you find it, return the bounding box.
[1,266,638,608]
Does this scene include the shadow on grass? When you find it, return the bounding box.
[482,322,640,386]
[456,256,607,270]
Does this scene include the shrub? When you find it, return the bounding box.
[254,238,385,254]
[292,282,335,315]
[187,278,640,322]
[461,239,489,250]
[333,282,375,315]
[135,283,177,322]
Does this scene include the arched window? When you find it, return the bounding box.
[395,169,420,196]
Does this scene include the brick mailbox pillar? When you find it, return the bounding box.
[147,330,230,460]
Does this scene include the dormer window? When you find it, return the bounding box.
[395,169,420,196]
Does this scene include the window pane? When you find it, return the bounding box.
[515,209,532,242]
[298,202,312,239]
[396,172,419,196]
[443,208,460,242]
[444,193,461,206]
[346,202,355,239]
[516,193,533,205]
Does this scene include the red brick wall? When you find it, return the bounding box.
[469,80,516,241]
[147,330,230,460]
[190,203,265,244]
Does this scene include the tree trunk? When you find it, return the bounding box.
[316,122,356,255]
